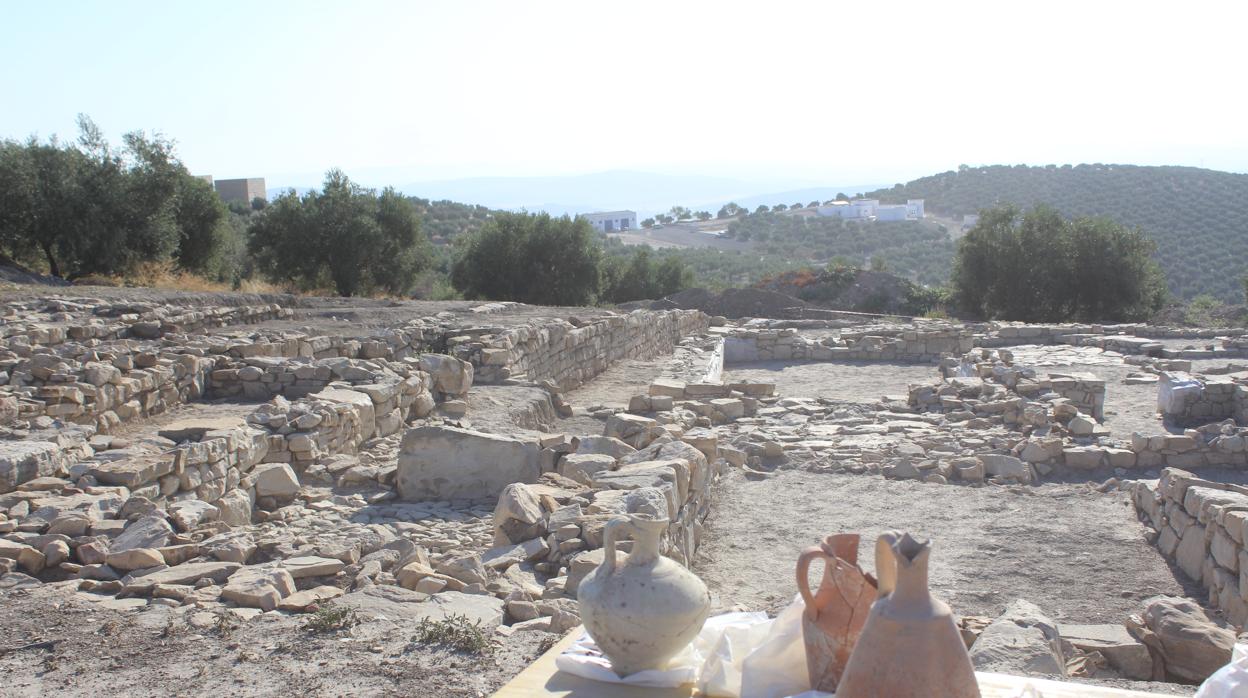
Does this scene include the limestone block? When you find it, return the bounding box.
[1211,527,1240,572]
[493,482,546,545]
[1138,596,1234,683]
[251,463,301,499]
[397,425,541,501]
[1176,523,1207,583]
[105,547,165,571]
[970,599,1065,677]
[418,354,474,396]
[282,555,346,579]
[559,453,616,487]
[222,566,296,611]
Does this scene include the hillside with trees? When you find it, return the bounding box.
[408,197,494,244]
[723,213,955,286]
[866,164,1248,301]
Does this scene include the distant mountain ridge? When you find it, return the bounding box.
[866,164,1248,301]
[394,170,882,218]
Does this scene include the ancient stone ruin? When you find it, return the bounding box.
[2,293,1246,694]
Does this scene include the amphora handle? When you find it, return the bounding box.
[874,530,902,598]
[796,546,828,620]
[601,517,633,577]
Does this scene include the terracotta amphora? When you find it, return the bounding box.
[577,513,711,677]
[835,531,981,698]
[795,533,877,692]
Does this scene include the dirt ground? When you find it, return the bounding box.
[694,469,1198,695]
[724,360,937,402]
[1061,362,1172,438]
[0,583,553,698]
[562,357,673,409]
[695,470,1194,620]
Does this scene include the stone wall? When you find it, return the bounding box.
[5,302,290,346]
[1158,372,1246,427]
[74,369,442,512]
[85,418,270,516]
[725,326,975,364]
[1132,468,1248,627]
[981,322,1248,347]
[448,310,709,387]
[4,344,215,433]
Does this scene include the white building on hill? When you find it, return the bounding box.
[816,198,924,221]
[582,210,637,232]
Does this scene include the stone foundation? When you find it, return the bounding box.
[449,309,709,387]
[1132,468,1248,627]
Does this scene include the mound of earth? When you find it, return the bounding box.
[757,267,933,316]
[829,269,916,313]
[0,259,70,287]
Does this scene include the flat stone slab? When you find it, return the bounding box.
[1058,623,1153,680]
[281,555,346,579]
[336,586,505,630]
[157,417,246,443]
[122,561,241,593]
[0,441,62,493]
[90,455,173,489]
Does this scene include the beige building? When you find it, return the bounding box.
[213,177,266,205]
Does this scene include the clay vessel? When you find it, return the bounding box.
[796,533,877,692]
[577,514,711,677]
[836,531,981,698]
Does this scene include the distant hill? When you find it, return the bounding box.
[399,170,880,218]
[408,197,495,244]
[865,164,1248,301]
[725,214,954,287]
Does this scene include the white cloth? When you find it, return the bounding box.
[554,612,767,689]
[555,595,838,698]
[1196,642,1248,697]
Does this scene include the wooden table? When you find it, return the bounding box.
[492,628,1187,698]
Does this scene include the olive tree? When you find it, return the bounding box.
[248,169,431,296]
[450,211,602,306]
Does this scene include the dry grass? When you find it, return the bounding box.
[78,261,289,294]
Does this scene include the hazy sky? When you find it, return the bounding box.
[4,0,1246,188]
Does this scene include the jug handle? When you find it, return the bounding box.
[796,546,828,620]
[875,531,901,598]
[601,517,632,576]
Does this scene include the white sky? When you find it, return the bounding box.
[3,0,1246,187]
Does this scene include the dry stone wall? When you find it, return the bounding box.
[4,300,289,347]
[1158,372,1247,427]
[1132,468,1248,627]
[447,310,709,387]
[724,326,975,364]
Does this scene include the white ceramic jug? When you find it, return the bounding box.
[577,513,711,677]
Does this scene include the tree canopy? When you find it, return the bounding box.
[600,248,693,303]
[0,115,231,279]
[450,212,603,305]
[248,169,432,296]
[952,204,1167,322]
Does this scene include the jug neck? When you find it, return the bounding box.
[627,518,666,565]
[891,553,930,604]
